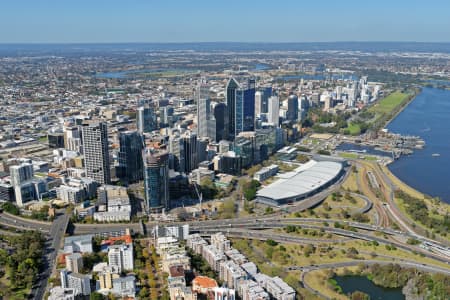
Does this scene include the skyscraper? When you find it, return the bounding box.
[82,121,111,185]
[143,148,169,212]
[242,78,256,133]
[286,94,299,121]
[268,96,280,126]
[169,135,185,173]
[225,77,240,140]
[212,102,228,142]
[118,131,144,184]
[10,163,34,186]
[255,91,263,117]
[226,77,256,139]
[182,131,198,173]
[261,87,272,113]
[196,79,216,141]
[136,106,157,133]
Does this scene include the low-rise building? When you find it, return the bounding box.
[253,164,279,182]
[202,245,226,272]
[192,276,218,296]
[60,270,91,297]
[225,248,248,265]
[211,232,231,253]
[219,260,247,289]
[64,234,93,254]
[264,276,296,300]
[48,287,76,300]
[214,287,236,300]
[186,234,208,255]
[169,286,195,300]
[168,265,186,288]
[65,252,83,273]
[112,275,136,298]
[93,210,131,222]
[238,280,269,300]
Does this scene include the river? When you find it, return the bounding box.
[387,87,450,203]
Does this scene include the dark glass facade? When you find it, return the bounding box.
[143,149,169,212]
[118,131,144,184]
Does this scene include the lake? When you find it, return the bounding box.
[334,275,404,300]
[387,87,450,203]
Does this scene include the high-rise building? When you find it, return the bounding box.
[9,163,37,206]
[226,77,256,139]
[136,106,157,133]
[268,96,280,126]
[82,121,111,185]
[225,77,240,140]
[182,131,198,173]
[213,102,228,142]
[286,94,299,121]
[255,87,272,117]
[159,106,174,128]
[143,148,169,212]
[260,87,272,114]
[169,135,185,173]
[197,79,216,141]
[255,91,263,117]
[118,131,144,184]
[9,163,34,186]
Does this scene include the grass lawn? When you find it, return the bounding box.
[339,152,379,162]
[304,269,348,300]
[342,169,358,192]
[346,122,361,135]
[339,152,359,159]
[312,192,368,218]
[368,91,409,115]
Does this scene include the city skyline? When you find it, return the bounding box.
[1,0,450,43]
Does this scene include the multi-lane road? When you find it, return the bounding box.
[1,161,449,299]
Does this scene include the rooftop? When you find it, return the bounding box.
[256,160,342,202]
[192,276,218,289]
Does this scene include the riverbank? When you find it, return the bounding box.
[386,87,450,203]
[380,88,420,129]
[381,164,450,242]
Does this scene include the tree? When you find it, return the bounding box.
[90,292,106,300]
[139,286,150,298]
[351,291,370,300]
[266,239,278,246]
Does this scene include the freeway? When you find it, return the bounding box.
[0,164,351,236]
[0,212,52,231]
[191,224,450,264]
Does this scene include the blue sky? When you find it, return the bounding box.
[1,0,449,43]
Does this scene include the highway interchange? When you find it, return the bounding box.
[1,162,449,299]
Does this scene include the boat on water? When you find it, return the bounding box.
[432,153,440,157]
[348,149,367,153]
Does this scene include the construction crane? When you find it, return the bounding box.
[193,182,203,218]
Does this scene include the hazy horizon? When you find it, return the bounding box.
[2,0,450,43]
